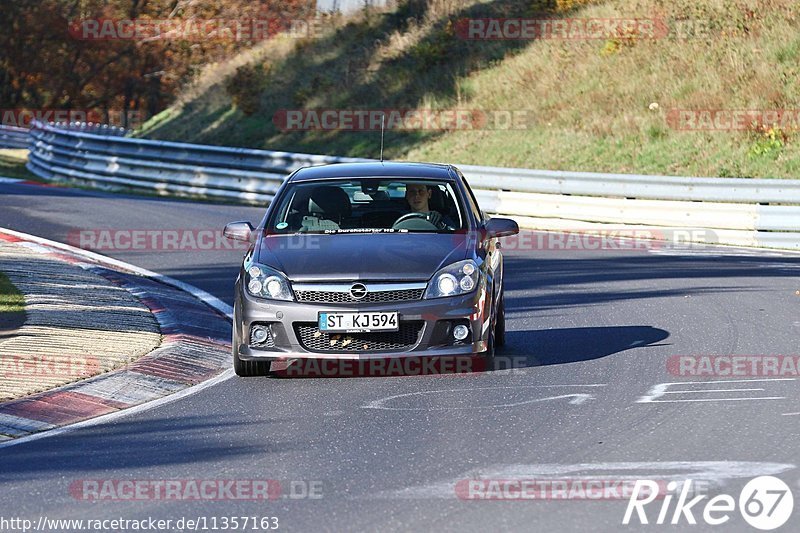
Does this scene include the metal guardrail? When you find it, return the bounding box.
[2,122,126,148]
[0,125,30,149]
[51,122,129,136]
[24,121,800,250]
[27,121,366,204]
[459,164,800,204]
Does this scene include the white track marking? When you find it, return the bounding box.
[662,388,765,394]
[363,384,607,411]
[642,397,786,403]
[638,378,795,404]
[647,246,800,258]
[371,461,796,500]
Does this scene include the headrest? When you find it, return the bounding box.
[308,185,352,220]
[428,185,447,214]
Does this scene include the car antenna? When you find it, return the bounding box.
[379,113,386,164]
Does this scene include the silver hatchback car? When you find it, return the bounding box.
[224,162,518,377]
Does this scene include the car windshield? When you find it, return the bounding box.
[267,178,466,234]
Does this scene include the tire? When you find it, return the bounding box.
[481,322,496,372]
[233,320,271,377]
[495,292,506,348]
[233,347,271,377]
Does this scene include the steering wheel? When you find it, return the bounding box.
[392,212,438,230]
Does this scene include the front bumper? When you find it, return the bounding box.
[235,281,491,361]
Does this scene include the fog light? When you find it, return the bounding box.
[453,324,469,341]
[252,325,270,344]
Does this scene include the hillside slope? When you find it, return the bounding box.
[137,0,800,178]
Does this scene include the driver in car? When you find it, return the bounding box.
[404,183,453,230]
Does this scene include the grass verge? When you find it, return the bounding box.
[135,0,800,179]
[0,272,25,332]
[0,150,37,181]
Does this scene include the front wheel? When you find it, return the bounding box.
[232,322,272,377]
[495,292,506,348]
[481,322,496,372]
[233,348,272,377]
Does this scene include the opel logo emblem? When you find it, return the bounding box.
[350,283,368,300]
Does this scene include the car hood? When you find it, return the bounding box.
[257,233,470,282]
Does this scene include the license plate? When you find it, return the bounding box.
[319,312,398,333]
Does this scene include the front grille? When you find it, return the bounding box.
[295,288,424,304]
[295,322,424,353]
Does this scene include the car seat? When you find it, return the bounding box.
[428,185,452,218]
[301,185,352,231]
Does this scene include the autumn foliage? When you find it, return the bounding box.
[0,0,313,127]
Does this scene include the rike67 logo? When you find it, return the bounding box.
[623,476,794,530]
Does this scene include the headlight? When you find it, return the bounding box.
[245,263,293,301]
[425,259,480,299]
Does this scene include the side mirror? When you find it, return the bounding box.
[485,218,519,238]
[223,221,255,242]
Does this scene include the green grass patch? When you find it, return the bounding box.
[0,272,25,315]
[0,149,37,181]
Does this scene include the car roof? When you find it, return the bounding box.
[288,161,458,182]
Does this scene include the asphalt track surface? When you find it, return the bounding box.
[1,180,799,532]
